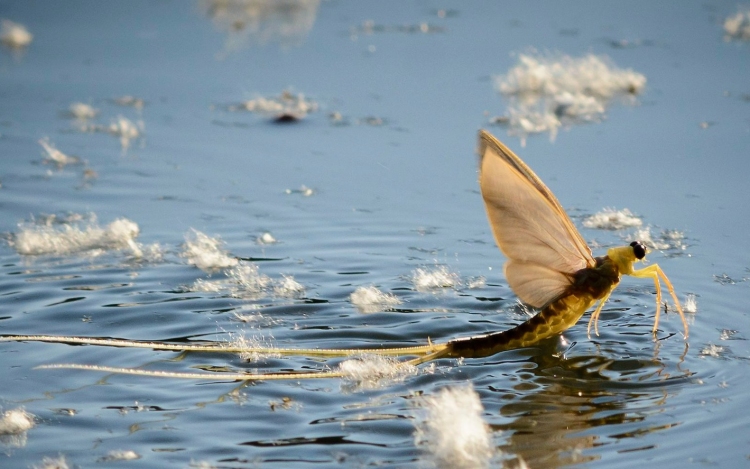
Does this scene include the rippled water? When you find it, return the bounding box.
[1,1,749,468]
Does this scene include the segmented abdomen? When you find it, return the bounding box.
[445,292,599,358]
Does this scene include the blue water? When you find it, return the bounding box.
[1,1,749,468]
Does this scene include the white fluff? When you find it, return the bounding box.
[582,208,642,230]
[412,266,460,291]
[201,0,320,55]
[187,263,304,301]
[32,455,69,469]
[0,408,35,435]
[108,116,142,149]
[0,19,32,48]
[99,450,140,461]
[75,115,143,150]
[338,355,417,389]
[724,8,750,40]
[465,276,487,289]
[181,230,238,271]
[226,332,280,362]
[68,103,98,119]
[285,184,315,196]
[230,90,318,120]
[228,264,272,292]
[414,384,494,469]
[39,138,80,167]
[684,293,697,314]
[498,53,645,98]
[13,216,144,257]
[699,344,725,358]
[350,286,402,313]
[190,264,272,297]
[273,275,305,297]
[628,227,687,252]
[188,460,218,469]
[256,232,277,244]
[494,53,646,144]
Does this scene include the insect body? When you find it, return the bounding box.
[0,130,688,380]
[472,130,687,346]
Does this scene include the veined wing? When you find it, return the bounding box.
[478,130,595,308]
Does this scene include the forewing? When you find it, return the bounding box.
[504,261,572,308]
[478,130,594,306]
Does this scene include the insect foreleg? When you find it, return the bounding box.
[630,264,678,335]
[629,264,663,333]
[656,267,689,338]
[587,287,615,338]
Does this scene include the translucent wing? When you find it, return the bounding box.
[478,130,595,308]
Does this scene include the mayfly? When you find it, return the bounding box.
[0,130,688,380]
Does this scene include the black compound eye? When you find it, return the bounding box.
[630,241,646,259]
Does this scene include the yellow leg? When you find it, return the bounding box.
[587,287,614,338]
[657,267,689,338]
[629,264,688,338]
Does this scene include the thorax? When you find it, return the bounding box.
[570,256,620,300]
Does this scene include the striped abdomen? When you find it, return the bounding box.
[445,258,620,359]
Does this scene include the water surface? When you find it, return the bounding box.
[1,1,749,468]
